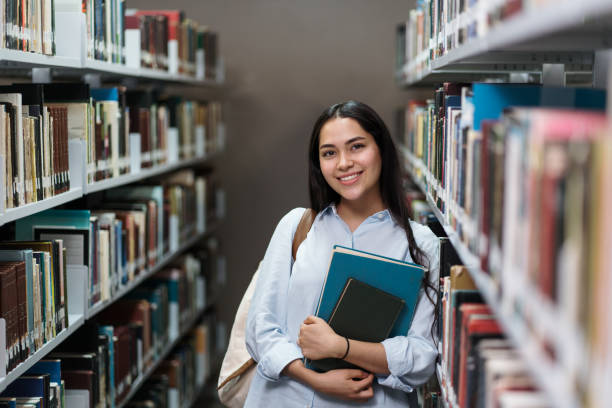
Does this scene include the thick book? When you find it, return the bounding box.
[309,278,404,372]
[307,246,425,371]
[315,246,425,337]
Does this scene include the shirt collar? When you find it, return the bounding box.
[322,203,391,221]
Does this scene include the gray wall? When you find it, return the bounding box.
[129,0,415,337]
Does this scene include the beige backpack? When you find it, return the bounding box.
[217,209,315,407]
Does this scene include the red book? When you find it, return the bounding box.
[458,312,502,408]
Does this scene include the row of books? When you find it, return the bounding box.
[0,82,223,208]
[396,0,527,80]
[438,264,548,408]
[0,83,75,210]
[126,323,212,408]
[1,0,55,55]
[0,240,69,375]
[83,3,219,79]
[0,251,211,408]
[401,82,610,407]
[124,10,218,79]
[12,169,216,309]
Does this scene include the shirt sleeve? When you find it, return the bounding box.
[377,224,440,392]
[245,208,306,382]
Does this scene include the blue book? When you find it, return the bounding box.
[315,245,425,338]
[471,83,606,131]
[1,375,48,408]
[91,88,119,102]
[25,360,62,385]
[98,326,115,408]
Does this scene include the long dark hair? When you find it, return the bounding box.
[308,101,438,335]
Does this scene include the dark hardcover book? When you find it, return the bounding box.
[49,353,99,407]
[43,83,91,103]
[309,278,404,372]
[62,370,94,408]
[439,237,461,279]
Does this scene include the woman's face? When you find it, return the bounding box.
[318,117,382,205]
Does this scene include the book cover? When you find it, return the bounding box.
[315,245,425,338]
[309,278,404,372]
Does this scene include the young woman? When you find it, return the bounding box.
[245,101,439,407]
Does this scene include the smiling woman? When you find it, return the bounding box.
[244,101,440,408]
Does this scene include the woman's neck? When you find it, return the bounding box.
[337,196,385,233]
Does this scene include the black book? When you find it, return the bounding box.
[439,237,461,279]
[309,278,404,373]
[43,83,91,103]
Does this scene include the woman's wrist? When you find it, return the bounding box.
[333,334,348,359]
[283,359,321,389]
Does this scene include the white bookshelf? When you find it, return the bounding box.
[0,188,83,227]
[85,155,213,195]
[0,49,81,69]
[400,0,612,86]
[0,8,225,407]
[401,149,581,408]
[0,314,85,393]
[83,59,223,85]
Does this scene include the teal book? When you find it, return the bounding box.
[98,325,115,408]
[311,278,405,372]
[15,210,91,268]
[0,250,34,354]
[471,83,606,131]
[315,245,425,338]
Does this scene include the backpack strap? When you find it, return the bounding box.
[292,208,316,261]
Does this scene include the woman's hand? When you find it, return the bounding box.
[312,369,375,402]
[297,315,345,360]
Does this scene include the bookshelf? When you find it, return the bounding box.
[398,2,612,408]
[402,149,579,408]
[398,0,612,86]
[0,4,226,407]
[0,314,85,394]
[115,304,210,408]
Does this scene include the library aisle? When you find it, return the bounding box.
[1,0,611,407]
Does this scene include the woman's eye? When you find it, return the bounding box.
[351,143,365,150]
[321,150,335,158]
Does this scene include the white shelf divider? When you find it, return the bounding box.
[401,148,580,408]
[0,314,85,394]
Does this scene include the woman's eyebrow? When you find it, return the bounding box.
[319,136,366,150]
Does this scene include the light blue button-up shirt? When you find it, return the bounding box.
[245,206,439,407]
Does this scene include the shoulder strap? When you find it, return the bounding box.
[292,208,316,261]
